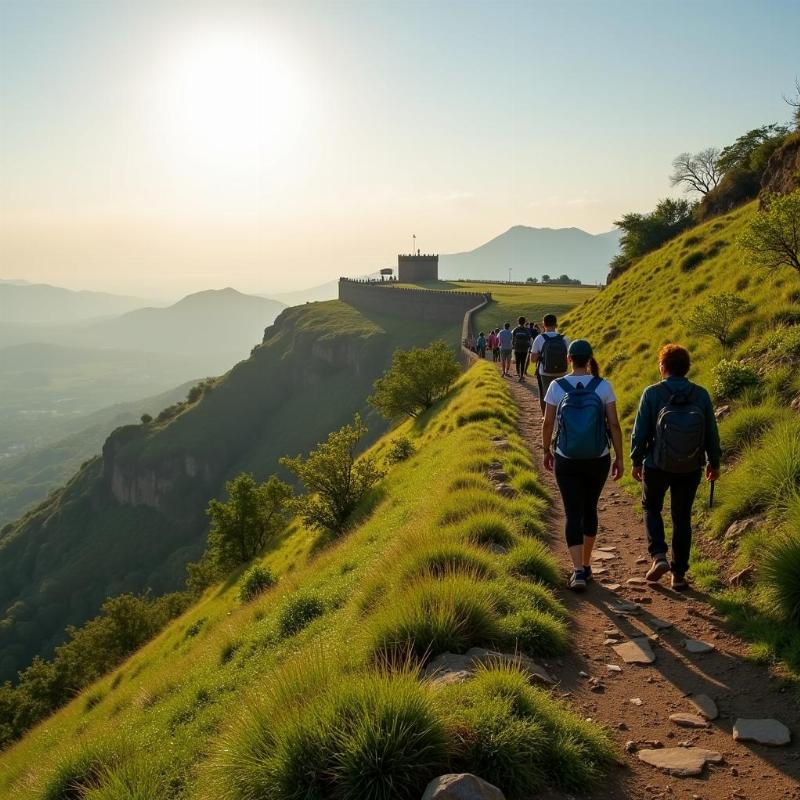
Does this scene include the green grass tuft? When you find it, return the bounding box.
[453,511,518,548]
[278,592,326,637]
[505,541,561,586]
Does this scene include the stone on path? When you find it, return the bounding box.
[733,718,792,746]
[684,639,715,654]
[635,556,648,564]
[647,616,673,631]
[630,697,643,706]
[607,664,622,672]
[613,638,656,664]
[593,550,617,561]
[611,600,642,615]
[603,638,619,645]
[422,773,505,799]
[689,694,719,721]
[669,713,710,729]
[637,747,723,777]
[602,583,622,591]
[626,577,647,586]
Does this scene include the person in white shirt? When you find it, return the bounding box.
[496,322,514,377]
[530,313,570,414]
[540,339,624,592]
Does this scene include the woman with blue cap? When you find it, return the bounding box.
[540,339,624,591]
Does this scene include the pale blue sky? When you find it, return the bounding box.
[1,0,798,296]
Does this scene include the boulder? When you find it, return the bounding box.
[494,483,517,499]
[423,648,554,687]
[637,747,723,777]
[422,773,505,799]
[723,515,765,541]
[733,718,791,746]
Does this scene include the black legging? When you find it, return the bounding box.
[554,454,611,547]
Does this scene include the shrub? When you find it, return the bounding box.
[139,413,152,424]
[238,565,277,603]
[719,406,777,459]
[438,491,507,525]
[680,251,706,273]
[369,341,460,418]
[206,474,294,570]
[759,530,800,625]
[385,436,415,465]
[278,593,326,637]
[739,190,800,274]
[497,609,568,657]
[400,543,497,582]
[282,415,384,536]
[685,292,748,349]
[214,672,447,800]
[712,359,759,399]
[506,541,561,586]
[366,577,500,665]
[454,512,517,548]
[41,744,114,800]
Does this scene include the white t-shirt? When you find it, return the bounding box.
[497,328,513,349]
[544,374,616,458]
[531,331,570,375]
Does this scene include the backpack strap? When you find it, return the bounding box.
[586,376,602,393]
[655,382,674,404]
[556,377,573,393]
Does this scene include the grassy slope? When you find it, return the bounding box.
[0,362,613,800]
[390,280,598,335]
[0,301,461,684]
[558,201,800,671]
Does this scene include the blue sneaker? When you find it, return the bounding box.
[569,569,587,592]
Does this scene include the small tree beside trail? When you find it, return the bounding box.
[281,414,384,536]
[685,292,748,351]
[739,190,800,275]
[206,473,294,571]
[369,341,460,419]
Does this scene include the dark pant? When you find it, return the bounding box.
[514,350,528,376]
[554,454,611,548]
[642,466,701,577]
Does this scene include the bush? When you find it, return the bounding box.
[506,541,561,586]
[400,543,497,582]
[759,529,800,625]
[453,512,517,548]
[366,577,500,665]
[719,406,778,459]
[497,609,568,657]
[685,292,748,349]
[139,413,152,424]
[712,359,759,399]
[282,415,384,536]
[385,436,415,465]
[739,190,800,275]
[278,593,326,638]
[214,672,447,800]
[680,251,706,273]
[369,341,460,418]
[238,565,277,603]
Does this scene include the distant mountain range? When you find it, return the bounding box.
[0,281,151,324]
[439,225,620,284]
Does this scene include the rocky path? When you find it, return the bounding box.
[503,372,800,800]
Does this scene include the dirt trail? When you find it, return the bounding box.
[502,371,800,800]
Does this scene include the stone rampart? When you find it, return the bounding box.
[338,278,490,323]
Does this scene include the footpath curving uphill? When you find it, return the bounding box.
[502,371,800,800]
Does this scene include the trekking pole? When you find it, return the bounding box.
[709,480,715,509]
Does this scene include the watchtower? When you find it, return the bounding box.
[398,252,438,282]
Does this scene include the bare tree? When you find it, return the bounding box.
[783,77,800,129]
[670,148,722,195]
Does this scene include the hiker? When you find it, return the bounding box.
[486,329,497,361]
[530,314,569,414]
[541,340,624,591]
[511,316,533,383]
[476,331,487,359]
[491,328,501,362]
[630,344,721,590]
[497,322,513,377]
[525,321,540,374]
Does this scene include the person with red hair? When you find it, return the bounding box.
[630,344,721,590]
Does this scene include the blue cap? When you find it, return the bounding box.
[568,339,593,358]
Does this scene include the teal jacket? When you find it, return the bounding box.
[630,376,721,469]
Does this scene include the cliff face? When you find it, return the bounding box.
[761,132,800,200]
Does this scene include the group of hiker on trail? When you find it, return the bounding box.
[478,314,722,594]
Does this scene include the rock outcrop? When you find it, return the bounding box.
[760,133,800,200]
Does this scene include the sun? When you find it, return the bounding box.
[154,28,308,173]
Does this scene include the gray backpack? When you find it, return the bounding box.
[652,383,705,472]
[540,333,568,374]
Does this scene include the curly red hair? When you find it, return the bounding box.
[658,344,691,377]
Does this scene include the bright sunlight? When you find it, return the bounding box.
[154,27,309,173]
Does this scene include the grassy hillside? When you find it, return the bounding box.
[390,279,598,334]
[0,362,614,799]
[0,301,460,684]
[558,200,800,671]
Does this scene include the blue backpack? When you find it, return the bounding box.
[554,377,609,459]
